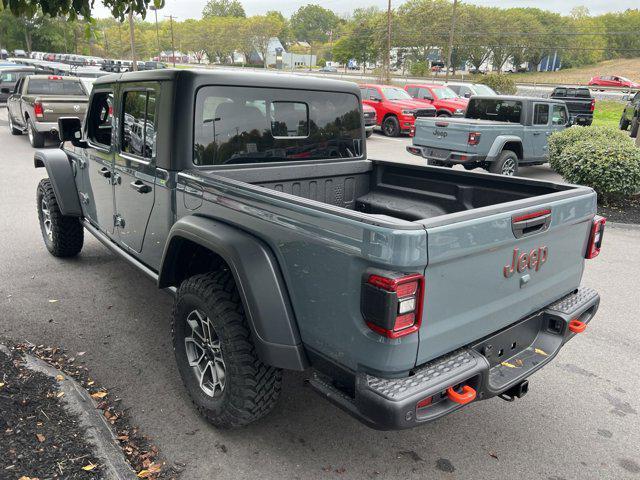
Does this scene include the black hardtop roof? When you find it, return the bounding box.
[470,95,566,104]
[94,68,360,94]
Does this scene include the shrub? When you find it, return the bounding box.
[477,74,517,95]
[560,138,640,202]
[317,58,326,67]
[549,126,633,176]
[409,61,428,77]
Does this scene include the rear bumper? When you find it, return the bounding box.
[571,114,593,125]
[406,145,485,164]
[32,121,58,134]
[309,286,599,430]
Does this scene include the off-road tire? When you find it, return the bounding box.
[631,117,639,138]
[619,116,630,131]
[8,114,21,135]
[489,150,519,176]
[382,115,400,137]
[27,119,45,148]
[37,179,84,257]
[172,271,282,429]
[437,111,452,117]
[366,130,373,138]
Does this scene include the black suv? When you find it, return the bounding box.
[619,91,640,138]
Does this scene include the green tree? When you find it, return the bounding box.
[290,4,339,44]
[202,0,245,18]
[247,15,284,67]
[1,0,164,20]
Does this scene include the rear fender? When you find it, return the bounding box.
[159,215,309,371]
[487,136,523,161]
[34,149,82,216]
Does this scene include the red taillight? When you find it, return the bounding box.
[586,215,606,259]
[416,396,433,409]
[48,75,63,80]
[34,102,44,119]
[362,272,425,338]
[468,131,481,145]
[590,99,596,112]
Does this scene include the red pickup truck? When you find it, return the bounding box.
[359,84,436,137]
[404,83,468,117]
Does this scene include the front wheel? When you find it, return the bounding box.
[8,114,21,135]
[382,116,400,137]
[27,120,45,148]
[365,130,373,138]
[172,271,282,429]
[489,150,519,176]
[37,179,84,257]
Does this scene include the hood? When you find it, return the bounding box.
[438,97,469,109]
[388,99,436,111]
[363,104,376,113]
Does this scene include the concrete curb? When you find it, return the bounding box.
[0,345,137,480]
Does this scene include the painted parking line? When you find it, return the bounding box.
[369,135,409,143]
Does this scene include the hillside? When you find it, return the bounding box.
[507,58,640,85]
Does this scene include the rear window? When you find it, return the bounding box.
[466,99,522,123]
[27,79,85,95]
[193,86,363,166]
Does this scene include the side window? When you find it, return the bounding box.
[533,104,549,125]
[87,91,114,147]
[459,86,471,97]
[368,88,381,101]
[418,88,433,100]
[448,85,460,95]
[406,87,418,97]
[551,105,568,126]
[121,90,156,159]
[359,87,368,100]
[271,101,308,137]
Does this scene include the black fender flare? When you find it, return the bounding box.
[34,149,82,216]
[158,215,309,371]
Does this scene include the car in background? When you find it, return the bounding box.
[363,103,377,137]
[0,66,36,103]
[13,49,27,58]
[550,86,595,126]
[0,49,8,60]
[445,82,497,98]
[588,75,640,90]
[620,91,640,138]
[319,66,338,73]
[404,83,468,116]
[359,83,436,136]
[5,74,88,147]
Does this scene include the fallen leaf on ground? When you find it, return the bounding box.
[82,463,97,471]
[501,361,517,368]
[91,391,108,399]
[56,391,65,398]
[0,382,4,388]
[77,352,86,356]
[55,375,64,381]
[534,348,548,356]
[36,433,45,443]
[48,299,58,303]
[489,452,499,459]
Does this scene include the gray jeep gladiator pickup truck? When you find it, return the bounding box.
[34,69,604,430]
[407,96,572,175]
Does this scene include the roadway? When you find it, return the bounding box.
[0,108,638,479]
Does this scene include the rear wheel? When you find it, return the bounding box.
[366,130,373,138]
[489,150,519,176]
[619,116,629,131]
[437,111,451,117]
[27,120,45,148]
[631,117,639,138]
[172,271,282,429]
[37,179,84,257]
[382,116,400,137]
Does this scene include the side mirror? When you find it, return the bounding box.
[58,117,86,147]
[464,92,471,98]
[1,87,10,94]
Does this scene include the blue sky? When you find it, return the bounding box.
[94,0,638,19]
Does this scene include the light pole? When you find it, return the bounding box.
[385,0,392,83]
[150,4,163,61]
[128,6,137,71]
[165,15,177,67]
[445,0,458,80]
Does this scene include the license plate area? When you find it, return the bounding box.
[428,148,449,159]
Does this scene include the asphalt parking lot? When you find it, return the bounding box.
[1,110,639,479]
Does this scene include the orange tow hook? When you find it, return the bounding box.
[568,319,587,334]
[446,385,476,405]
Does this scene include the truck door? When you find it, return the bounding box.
[113,84,157,254]
[6,77,24,126]
[81,87,115,234]
[526,102,551,162]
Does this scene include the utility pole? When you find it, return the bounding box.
[385,0,392,83]
[445,0,458,81]
[165,15,176,67]
[150,4,162,61]
[128,6,137,70]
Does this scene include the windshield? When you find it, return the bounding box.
[194,86,363,166]
[466,99,523,123]
[27,79,86,96]
[618,77,632,83]
[473,84,497,96]
[381,87,412,101]
[432,87,459,100]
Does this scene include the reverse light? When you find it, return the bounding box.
[33,101,44,119]
[361,271,425,338]
[586,215,606,259]
[468,131,481,145]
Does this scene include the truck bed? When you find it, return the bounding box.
[212,159,575,225]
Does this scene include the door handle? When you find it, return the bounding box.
[130,180,152,194]
[98,167,111,178]
[532,132,542,136]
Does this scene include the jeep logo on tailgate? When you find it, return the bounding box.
[433,129,448,138]
[503,246,548,278]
